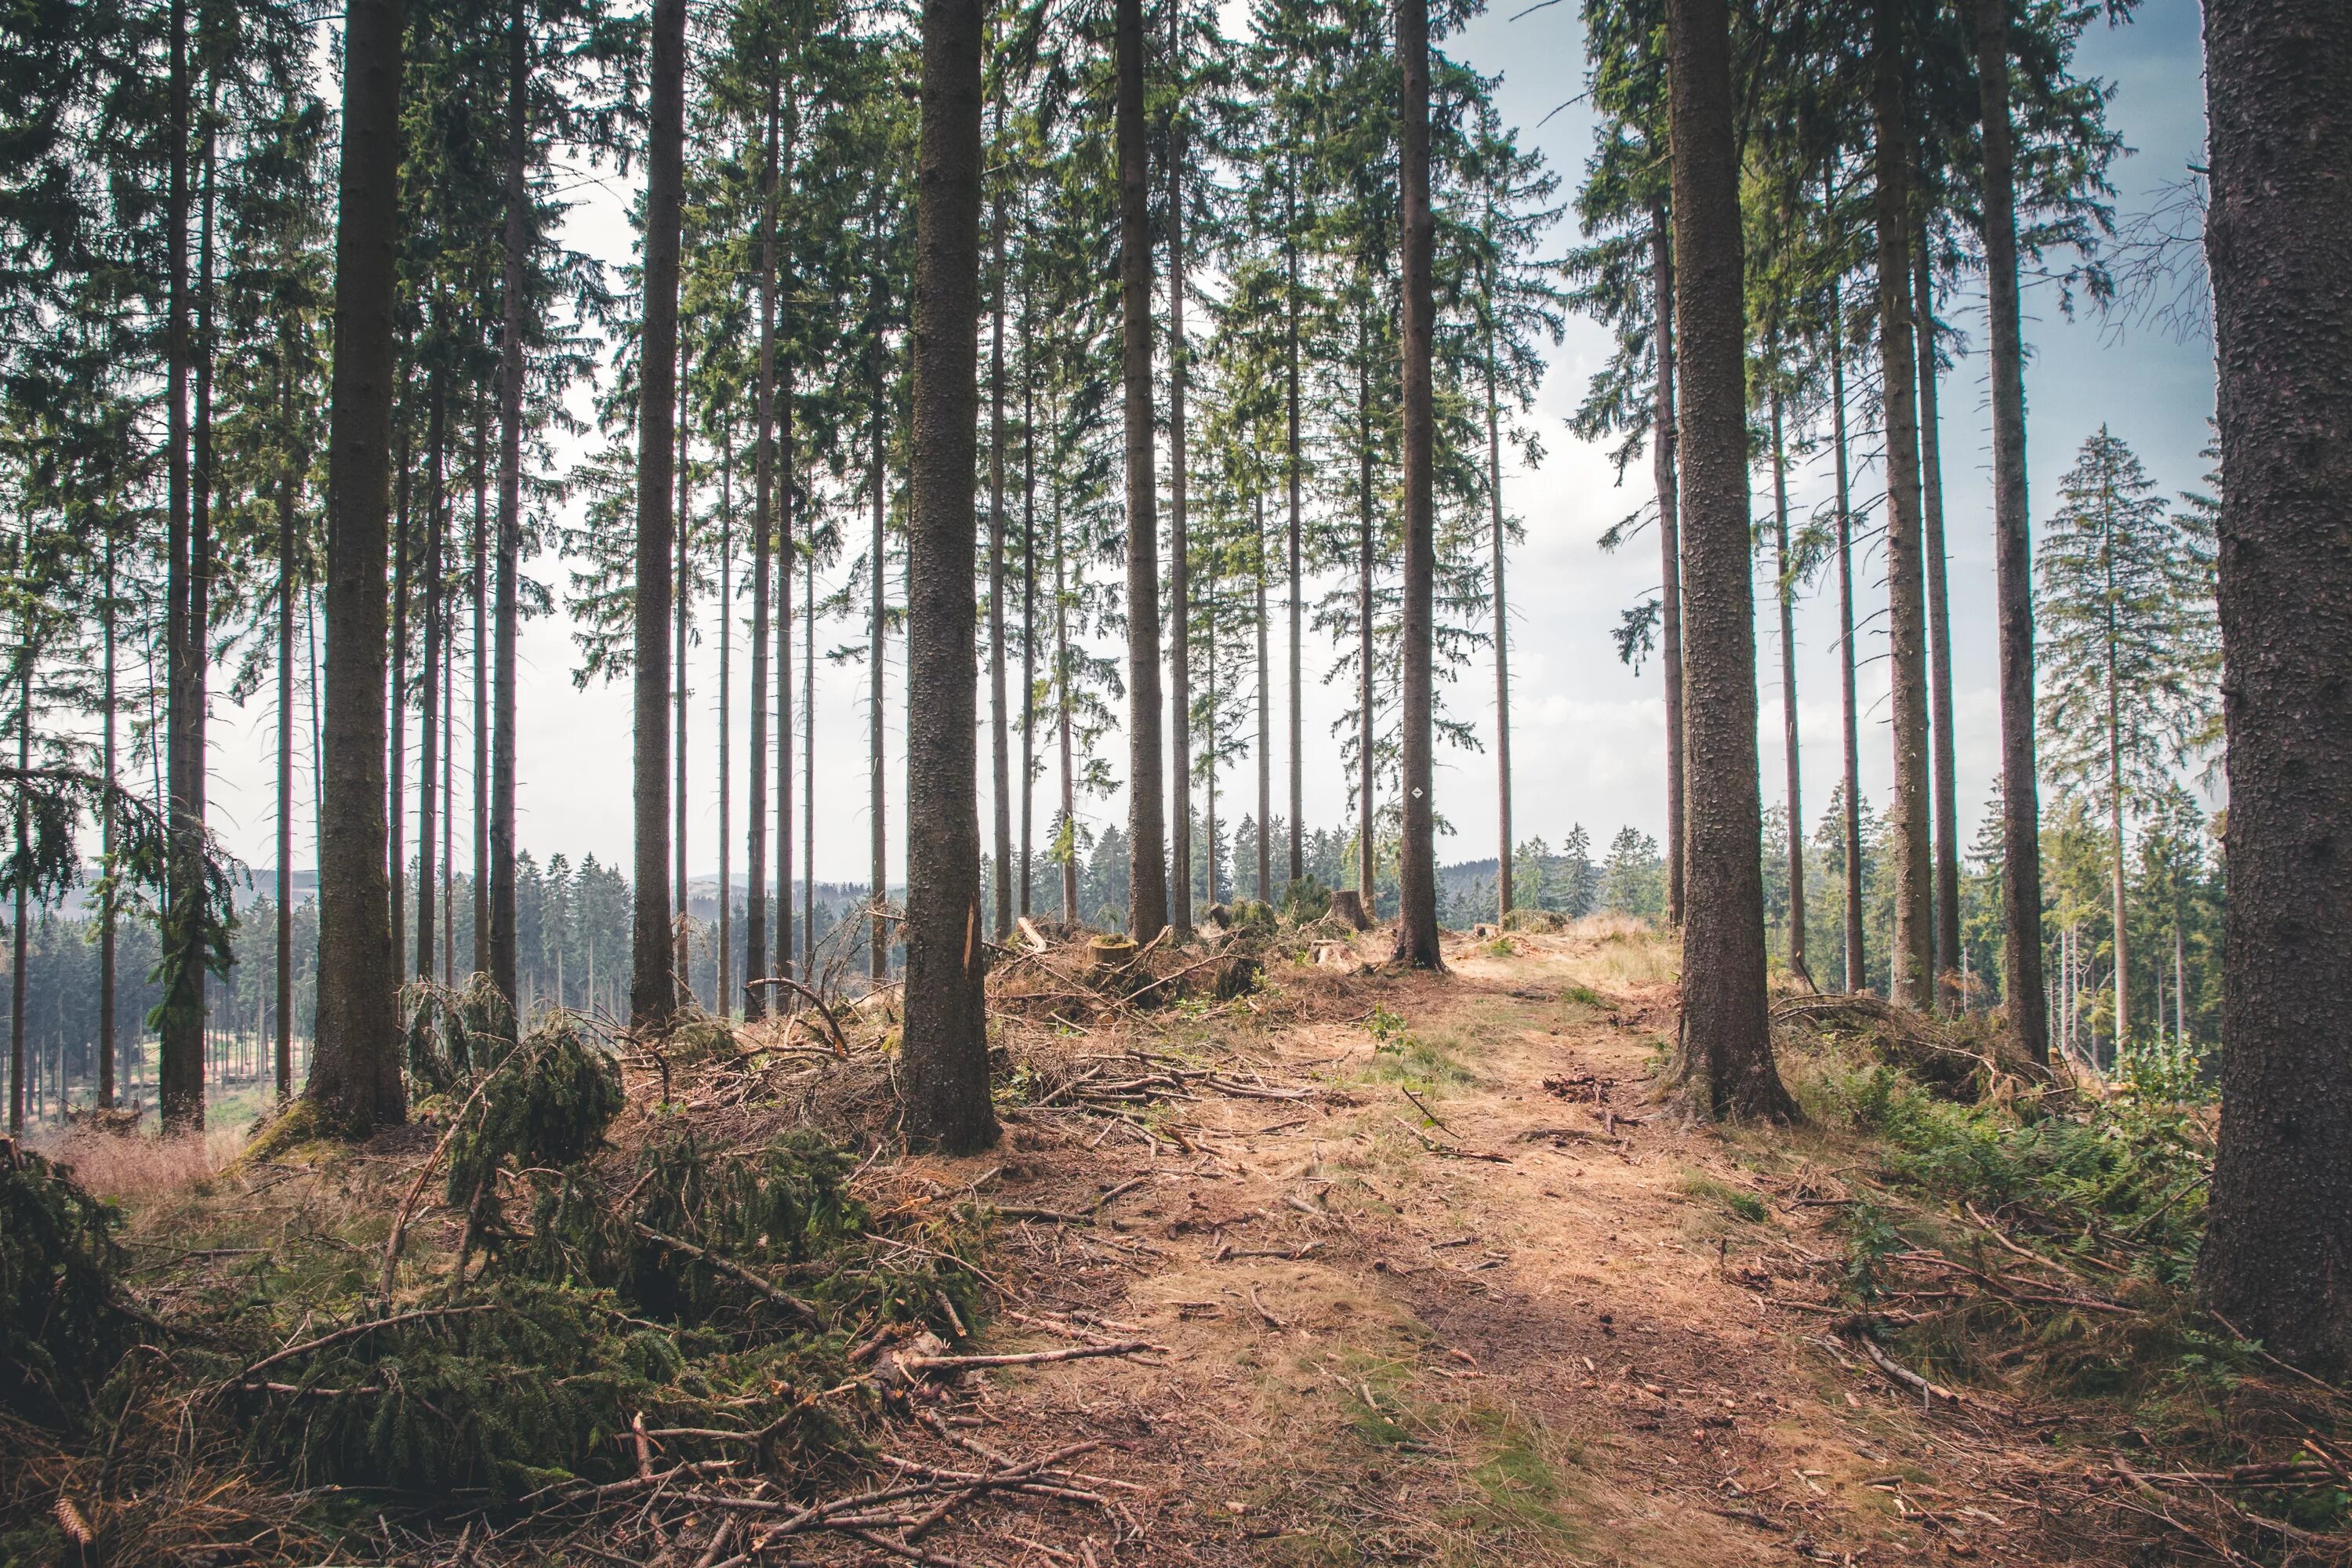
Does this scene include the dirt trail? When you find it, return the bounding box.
[909,924,2048,1567]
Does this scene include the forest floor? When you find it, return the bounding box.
[15,918,2347,1567]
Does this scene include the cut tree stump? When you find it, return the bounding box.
[1329,890,1374,931]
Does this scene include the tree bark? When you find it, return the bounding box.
[100,531,117,1107]
[1116,0,1167,941]
[1648,202,1684,927]
[988,96,1013,942]
[1020,295,1037,916]
[869,376,887,980]
[631,0,684,1030]
[746,84,776,1011]
[1285,165,1305,889]
[1915,242,1960,1008]
[777,280,795,982]
[675,343,694,1000]
[2197,0,2352,1373]
[472,394,488,979]
[1356,347,1375,909]
[1487,330,1512,922]
[278,331,298,1101]
[390,390,408,991]
[1665,0,1789,1119]
[1972,0,2047,1060]
[417,371,443,981]
[310,0,407,1135]
[160,0,201,1130]
[1256,492,1272,903]
[1771,385,1806,987]
[489,0,528,1019]
[1054,471,1076,923]
[899,0,995,1151]
[1830,283,1864,993]
[1872,0,1933,1011]
[1392,0,1440,969]
[1167,40,1192,938]
[717,406,731,1012]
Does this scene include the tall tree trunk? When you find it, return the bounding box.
[2108,626,2129,1047]
[472,393,488,978]
[489,0,528,1020]
[1872,0,1933,1011]
[417,372,444,981]
[1915,242,1960,1007]
[1256,492,1272,903]
[1020,300,1036,916]
[1648,201,1685,928]
[1486,331,1512,923]
[1055,472,1076,923]
[1830,285,1864,993]
[1167,57,1192,938]
[1392,0,1440,968]
[1285,165,1304,887]
[746,87,775,1011]
[100,530,117,1108]
[278,358,298,1101]
[310,0,407,1134]
[1356,347,1376,909]
[675,347,693,1000]
[2198,0,2352,1373]
[1665,0,1790,1118]
[441,590,453,985]
[987,99,1012,942]
[159,0,200,1129]
[1972,0,2047,1060]
[390,394,408,990]
[631,0,684,1030]
[803,538,814,968]
[9,520,27,1133]
[870,383,887,979]
[1772,384,1807,987]
[1116,0,1167,941]
[718,407,732,1011]
[777,238,795,981]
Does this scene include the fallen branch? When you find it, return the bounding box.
[633,1225,819,1323]
[894,1340,1159,1375]
[743,976,852,1054]
[229,1303,502,1388]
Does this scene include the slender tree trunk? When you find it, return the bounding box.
[9,522,27,1133]
[899,0,993,1149]
[675,346,693,1001]
[1873,1,1933,1011]
[1356,347,1376,909]
[100,530,117,1108]
[777,260,795,981]
[310,0,407,1134]
[417,372,443,981]
[1666,0,1789,1118]
[1915,243,1960,1007]
[1257,492,1272,904]
[441,591,453,986]
[746,89,775,1012]
[278,363,297,1102]
[2194,0,2352,1348]
[2107,583,2129,1045]
[471,394,488,978]
[1973,0,2047,1060]
[804,539,814,967]
[1829,288,1864,993]
[630,0,684,1030]
[1486,335,1512,923]
[1020,303,1037,916]
[1648,202,1684,928]
[488,0,528,1019]
[159,0,200,1129]
[718,407,732,1012]
[870,384,888,979]
[1392,0,1440,967]
[1285,165,1304,888]
[390,397,408,989]
[1116,0,1167,941]
[1168,68,1192,938]
[987,100,1013,942]
[1055,474,1076,924]
[1772,386,1807,986]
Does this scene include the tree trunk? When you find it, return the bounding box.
[1020,299,1037,916]
[1488,337,1513,923]
[717,407,733,1012]
[1772,385,1807,987]
[1256,492,1272,903]
[746,86,776,1011]
[2195,0,2352,1367]
[1830,284,1864,993]
[1872,1,1933,1011]
[9,521,27,1133]
[870,383,887,979]
[1392,0,1440,969]
[1285,164,1304,888]
[489,0,527,1019]
[1116,0,1167,942]
[1648,203,1685,927]
[417,372,443,982]
[160,0,200,1130]
[987,100,1013,942]
[1973,0,2046,1059]
[777,305,795,982]
[1356,347,1376,909]
[1665,0,1790,1119]
[389,391,408,993]
[100,531,117,1108]
[675,345,693,1001]
[1167,62,1192,938]
[310,0,407,1135]
[1055,474,1076,923]
[899,0,995,1151]
[1915,241,1960,1008]
[472,393,488,978]
[631,0,684,1031]
[278,362,297,1101]
[804,535,815,963]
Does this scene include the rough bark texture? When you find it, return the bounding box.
[899,0,996,1153]
[2196,0,2352,1373]
[1488,347,1512,921]
[674,350,693,1000]
[1285,170,1304,888]
[1391,0,1440,970]
[1771,388,1806,987]
[1167,69,1192,938]
[1830,293,1864,994]
[471,399,488,980]
[1664,0,1789,1120]
[631,0,684,1031]
[310,0,406,1135]
[717,419,731,1011]
[1872,4,1933,1011]
[1116,0,1167,942]
[488,0,526,1018]
[1915,245,1960,1008]
[1356,353,1375,909]
[159,0,200,1131]
[1256,493,1272,902]
[988,117,1012,942]
[417,379,443,982]
[869,382,887,982]
[746,87,775,1011]
[278,347,297,1099]
[1648,205,1684,927]
[1972,0,2046,1060]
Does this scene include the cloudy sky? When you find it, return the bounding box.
[197,0,2215,888]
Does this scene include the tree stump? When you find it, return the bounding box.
[1329,890,1374,931]
[1087,934,1139,989]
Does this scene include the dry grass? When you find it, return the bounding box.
[33,1123,245,1203]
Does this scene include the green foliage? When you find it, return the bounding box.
[444,1018,626,1215]
[1281,873,1333,923]
[0,1141,129,1423]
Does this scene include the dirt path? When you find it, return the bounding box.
[903,925,2051,1567]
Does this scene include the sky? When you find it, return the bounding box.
[195,0,2216,889]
